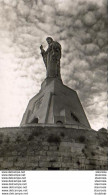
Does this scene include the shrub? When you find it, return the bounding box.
[47,134,61,144]
[78,136,86,143]
[77,161,80,165]
[28,130,41,141]
[28,134,34,141]
[60,132,65,137]
[91,152,95,156]
[16,135,22,142]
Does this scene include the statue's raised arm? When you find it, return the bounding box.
[40,37,61,79]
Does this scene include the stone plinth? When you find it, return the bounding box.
[21,78,90,129]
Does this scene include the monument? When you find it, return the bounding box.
[21,37,91,129]
[0,37,108,170]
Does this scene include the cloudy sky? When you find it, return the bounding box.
[0,0,107,130]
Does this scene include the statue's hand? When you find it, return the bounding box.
[40,45,43,50]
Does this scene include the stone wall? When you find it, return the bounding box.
[0,125,107,170]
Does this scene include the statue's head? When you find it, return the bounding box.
[46,37,53,44]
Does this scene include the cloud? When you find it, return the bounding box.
[0,0,107,130]
[83,11,97,26]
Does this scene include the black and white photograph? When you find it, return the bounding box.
[0,0,108,193]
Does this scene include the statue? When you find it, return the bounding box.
[40,37,61,79]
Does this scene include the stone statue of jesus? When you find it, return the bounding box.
[40,37,61,79]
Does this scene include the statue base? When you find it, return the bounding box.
[20,78,91,129]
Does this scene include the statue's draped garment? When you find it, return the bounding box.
[41,41,61,78]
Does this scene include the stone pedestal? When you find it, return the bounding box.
[21,78,90,129]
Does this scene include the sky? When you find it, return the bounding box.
[0,0,107,130]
